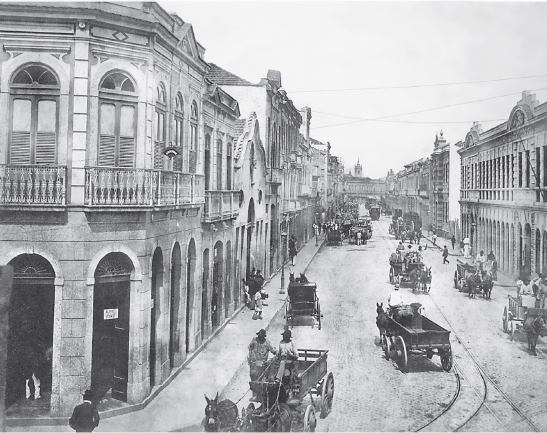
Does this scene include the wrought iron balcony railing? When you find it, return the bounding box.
[84,167,205,207]
[0,164,66,205]
[202,190,239,222]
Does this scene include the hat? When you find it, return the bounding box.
[444,245,447,248]
[418,246,422,251]
[517,280,523,287]
[395,284,400,289]
[83,390,94,401]
[256,329,267,338]
[281,329,292,340]
[407,245,412,249]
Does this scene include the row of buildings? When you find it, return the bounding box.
[0,2,347,418]
[386,90,547,282]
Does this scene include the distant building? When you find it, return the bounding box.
[343,160,386,205]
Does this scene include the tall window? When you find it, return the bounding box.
[98,71,137,167]
[9,65,59,165]
[216,139,223,190]
[189,102,198,173]
[174,92,184,171]
[226,142,232,190]
[154,83,167,170]
[204,134,211,190]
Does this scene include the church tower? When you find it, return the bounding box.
[354,159,363,177]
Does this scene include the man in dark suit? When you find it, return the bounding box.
[69,390,100,432]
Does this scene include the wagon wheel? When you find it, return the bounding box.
[384,335,391,360]
[303,404,317,432]
[510,321,515,341]
[317,301,322,331]
[395,336,408,373]
[389,267,394,284]
[320,372,334,418]
[440,347,453,372]
[502,306,508,333]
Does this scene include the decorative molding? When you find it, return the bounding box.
[0,22,74,34]
[91,47,148,69]
[90,26,148,46]
[3,44,71,60]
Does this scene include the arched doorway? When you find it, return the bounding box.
[170,243,181,369]
[201,249,210,341]
[150,247,163,388]
[92,253,133,403]
[225,241,232,315]
[186,239,196,354]
[212,241,223,328]
[6,254,55,410]
[246,199,255,279]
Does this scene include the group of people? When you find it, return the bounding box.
[517,275,547,308]
[242,268,267,320]
[247,328,299,401]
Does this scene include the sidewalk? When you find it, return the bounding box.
[7,235,326,432]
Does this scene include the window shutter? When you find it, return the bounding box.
[10,131,31,164]
[99,135,116,166]
[153,142,163,169]
[118,137,135,168]
[35,132,56,164]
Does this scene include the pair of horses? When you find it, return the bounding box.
[289,272,309,284]
[408,267,432,293]
[465,270,494,299]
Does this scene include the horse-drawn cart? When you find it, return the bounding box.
[246,349,335,431]
[285,282,321,330]
[381,305,452,373]
[389,252,425,288]
[454,260,476,294]
[502,294,547,341]
[326,229,343,246]
[454,259,493,298]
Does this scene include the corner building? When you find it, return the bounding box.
[459,91,547,280]
[0,2,240,418]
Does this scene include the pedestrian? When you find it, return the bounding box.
[356,230,362,246]
[253,290,263,320]
[432,232,437,246]
[289,236,297,266]
[451,235,456,249]
[442,245,450,264]
[492,260,498,281]
[248,329,277,400]
[476,250,486,271]
[69,390,100,432]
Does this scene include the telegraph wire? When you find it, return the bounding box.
[288,73,547,94]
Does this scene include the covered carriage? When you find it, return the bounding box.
[285,282,321,330]
[326,228,343,246]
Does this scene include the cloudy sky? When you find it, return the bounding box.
[160,1,547,179]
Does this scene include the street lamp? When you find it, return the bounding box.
[280,231,287,294]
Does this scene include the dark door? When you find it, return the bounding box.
[92,280,130,403]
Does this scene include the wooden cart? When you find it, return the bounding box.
[503,295,547,341]
[285,282,321,330]
[246,349,334,431]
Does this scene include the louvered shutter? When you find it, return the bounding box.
[10,99,32,164]
[35,132,56,164]
[118,137,135,168]
[35,100,57,164]
[119,105,135,167]
[99,103,116,166]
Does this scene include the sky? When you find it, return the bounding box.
[160,1,547,179]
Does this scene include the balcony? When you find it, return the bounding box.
[202,191,239,222]
[84,167,204,207]
[0,164,66,206]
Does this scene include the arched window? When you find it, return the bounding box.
[154,83,167,170]
[189,101,198,173]
[174,93,184,171]
[98,71,138,167]
[216,139,223,190]
[9,65,60,165]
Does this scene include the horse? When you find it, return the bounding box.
[408,231,415,244]
[419,267,432,293]
[408,267,422,292]
[480,270,494,299]
[465,271,482,298]
[376,303,390,341]
[524,315,547,355]
[203,393,239,432]
[242,383,291,432]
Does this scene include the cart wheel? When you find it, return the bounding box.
[395,336,408,373]
[320,372,334,418]
[510,321,515,341]
[303,404,317,432]
[502,307,508,333]
[441,347,453,372]
[317,302,322,331]
[389,267,394,284]
[384,335,391,360]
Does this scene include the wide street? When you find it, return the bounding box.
[223,216,547,432]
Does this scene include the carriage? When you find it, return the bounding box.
[349,226,369,245]
[381,305,452,373]
[285,282,321,330]
[326,228,343,246]
[389,252,425,288]
[453,260,477,294]
[502,294,547,341]
[246,349,335,431]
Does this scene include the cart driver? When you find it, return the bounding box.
[275,330,299,384]
[248,329,277,400]
[388,283,404,320]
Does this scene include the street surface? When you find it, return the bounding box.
[223,216,547,431]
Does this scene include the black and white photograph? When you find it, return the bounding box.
[1,1,547,431]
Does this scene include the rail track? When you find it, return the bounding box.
[374,218,540,432]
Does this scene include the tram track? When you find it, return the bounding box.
[374,218,540,432]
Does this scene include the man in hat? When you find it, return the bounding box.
[388,283,404,320]
[442,245,450,265]
[275,330,299,382]
[69,390,100,432]
[248,329,277,400]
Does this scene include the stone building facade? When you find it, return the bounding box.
[0,2,241,418]
[343,160,387,205]
[459,91,547,280]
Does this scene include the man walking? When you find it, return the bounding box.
[248,329,276,400]
[451,235,456,249]
[69,390,100,432]
[442,245,450,264]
